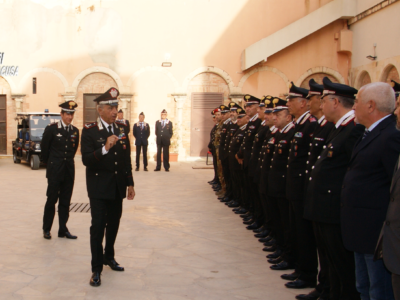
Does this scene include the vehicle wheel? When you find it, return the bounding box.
[30,154,40,170]
[13,151,21,164]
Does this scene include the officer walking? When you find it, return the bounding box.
[81,87,135,287]
[155,109,173,171]
[116,109,130,134]
[133,112,150,171]
[41,100,79,240]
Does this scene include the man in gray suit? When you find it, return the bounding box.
[378,90,400,300]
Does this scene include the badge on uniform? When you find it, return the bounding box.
[327,151,333,157]
[249,125,255,129]
[56,133,62,137]
[328,143,333,149]
[97,138,105,142]
[248,133,251,136]
[268,137,275,144]
[279,140,287,144]
[279,149,282,154]
[123,145,126,150]
[294,145,298,151]
[294,132,303,138]
[73,143,75,147]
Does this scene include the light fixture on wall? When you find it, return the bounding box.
[366,43,377,61]
[162,53,172,67]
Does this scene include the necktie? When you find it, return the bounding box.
[362,129,370,140]
[108,125,112,134]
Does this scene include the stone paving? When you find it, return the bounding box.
[0,157,312,299]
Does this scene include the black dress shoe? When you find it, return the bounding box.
[165,169,169,172]
[281,271,300,281]
[295,289,321,300]
[154,168,161,171]
[43,231,51,239]
[235,208,248,214]
[285,279,316,289]
[270,261,295,271]
[255,230,269,238]
[242,217,253,222]
[267,256,283,264]
[58,232,77,239]
[135,167,139,171]
[253,226,265,233]
[90,272,101,287]
[225,200,235,206]
[266,249,282,258]
[144,167,148,171]
[263,245,277,252]
[246,221,262,230]
[227,201,239,208]
[240,213,252,218]
[263,239,276,247]
[259,235,274,243]
[104,258,125,271]
[243,219,254,225]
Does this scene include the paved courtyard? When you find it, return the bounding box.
[0,157,312,300]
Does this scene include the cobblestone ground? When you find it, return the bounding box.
[0,157,311,300]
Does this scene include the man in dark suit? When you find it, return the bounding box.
[377,82,400,299]
[41,100,79,240]
[304,77,364,300]
[81,87,135,287]
[133,112,150,171]
[155,109,173,171]
[116,109,130,134]
[341,82,400,299]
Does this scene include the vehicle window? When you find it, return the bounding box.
[29,115,61,141]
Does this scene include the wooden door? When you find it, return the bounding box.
[0,95,6,154]
[83,94,102,124]
[190,92,223,156]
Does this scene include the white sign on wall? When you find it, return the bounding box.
[0,52,19,76]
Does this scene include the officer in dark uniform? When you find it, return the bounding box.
[41,100,79,240]
[116,109,130,134]
[81,87,135,287]
[391,80,400,99]
[284,82,318,289]
[304,77,363,299]
[296,79,335,300]
[208,110,219,185]
[266,99,296,271]
[155,109,173,171]
[235,95,262,228]
[228,108,248,210]
[133,112,150,171]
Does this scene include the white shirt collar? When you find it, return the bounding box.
[318,115,325,124]
[250,113,259,122]
[240,124,247,130]
[100,117,112,128]
[280,122,292,133]
[335,110,354,128]
[261,120,266,126]
[224,118,231,124]
[270,125,276,131]
[232,119,237,124]
[296,110,310,124]
[61,119,69,129]
[368,114,391,132]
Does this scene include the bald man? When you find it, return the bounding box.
[342,82,400,299]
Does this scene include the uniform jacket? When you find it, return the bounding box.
[376,156,400,275]
[208,124,217,153]
[116,119,130,134]
[249,124,270,176]
[41,120,79,179]
[218,118,232,161]
[286,112,317,201]
[258,126,279,191]
[268,123,296,198]
[223,122,239,159]
[237,115,262,170]
[155,119,173,146]
[81,118,134,200]
[213,121,223,149]
[304,114,364,223]
[341,115,400,254]
[229,125,247,171]
[133,121,150,146]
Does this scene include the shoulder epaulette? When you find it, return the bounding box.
[300,112,311,125]
[85,122,97,129]
[116,120,127,126]
[309,116,317,123]
[272,127,279,134]
[49,122,58,126]
[284,122,295,133]
[341,115,355,126]
[321,119,328,127]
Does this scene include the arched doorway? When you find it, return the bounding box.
[356,71,372,89]
[381,65,400,84]
[0,76,11,154]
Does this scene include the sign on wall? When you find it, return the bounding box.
[0,53,19,76]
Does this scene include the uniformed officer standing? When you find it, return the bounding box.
[208,110,219,185]
[284,82,318,289]
[296,79,335,300]
[41,100,79,240]
[81,87,135,287]
[116,109,130,134]
[304,77,363,299]
[213,105,228,197]
[155,109,173,171]
[133,112,150,171]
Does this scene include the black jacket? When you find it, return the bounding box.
[116,119,130,134]
[41,121,79,179]
[249,124,270,176]
[257,126,279,191]
[237,116,262,170]
[286,112,317,201]
[208,124,217,153]
[219,119,232,161]
[81,119,134,200]
[341,115,400,254]
[133,122,150,146]
[268,123,296,198]
[229,125,247,171]
[223,122,239,159]
[304,114,364,223]
[155,120,173,146]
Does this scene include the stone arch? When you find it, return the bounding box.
[19,67,68,92]
[0,76,16,92]
[127,66,179,90]
[355,70,372,89]
[296,67,345,87]
[238,66,290,89]
[182,66,234,93]
[380,64,400,84]
[72,67,123,91]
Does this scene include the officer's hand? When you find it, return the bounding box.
[105,135,119,151]
[127,186,135,200]
[235,154,243,165]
